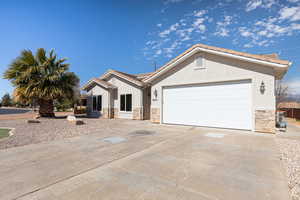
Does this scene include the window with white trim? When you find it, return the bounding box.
[92,95,102,111]
[194,56,205,69]
[120,94,132,112]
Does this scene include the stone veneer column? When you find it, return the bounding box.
[255,110,275,133]
[151,108,160,123]
[102,108,109,118]
[133,107,143,120]
[113,108,119,119]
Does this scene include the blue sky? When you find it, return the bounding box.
[0,0,300,98]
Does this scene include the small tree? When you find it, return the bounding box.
[1,93,12,107]
[4,48,79,117]
[275,80,289,109]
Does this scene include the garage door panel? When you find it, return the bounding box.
[162,81,252,130]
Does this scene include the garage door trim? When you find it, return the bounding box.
[161,79,253,130]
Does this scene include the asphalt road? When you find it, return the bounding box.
[0,107,32,115]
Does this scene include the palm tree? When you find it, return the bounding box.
[4,48,79,117]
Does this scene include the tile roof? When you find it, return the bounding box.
[132,72,154,80]
[101,70,146,86]
[82,78,116,90]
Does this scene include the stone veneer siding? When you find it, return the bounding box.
[133,107,143,120]
[113,108,119,119]
[151,108,160,123]
[102,108,109,118]
[255,110,275,133]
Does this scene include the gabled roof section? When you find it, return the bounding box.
[133,72,154,80]
[144,43,291,82]
[81,78,116,91]
[100,69,145,87]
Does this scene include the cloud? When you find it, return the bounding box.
[164,0,185,4]
[214,16,233,37]
[194,10,207,17]
[159,23,180,37]
[155,49,162,56]
[246,0,262,11]
[284,79,300,95]
[279,6,300,21]
[157,23,162,27]
[245,0,277,12]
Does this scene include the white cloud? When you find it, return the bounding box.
[246,0,262,12]
[159,23,180,37]
[194,10,207,17]
[287,0,300,3]
[244,43,254,48]
[216,28,230,36]
[245,0,277,12]
[258,30,268,36]
[164,0,185,4]
[284,79,300,95]
[279,6,300,21]
[155,49,162,56]
[157,23,162,27]
[214,16,233,37]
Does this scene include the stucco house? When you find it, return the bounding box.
[82,43,291,133]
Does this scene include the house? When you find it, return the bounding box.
[278,101,300,119]
[82,43,291,133]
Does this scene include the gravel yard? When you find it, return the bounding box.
[276,137,300,200]
[0,117,133,149]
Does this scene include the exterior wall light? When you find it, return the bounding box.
[260,81,265,94]
[153,89,158,100]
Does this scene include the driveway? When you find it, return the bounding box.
[0,119,289,200]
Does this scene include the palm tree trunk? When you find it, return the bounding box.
[38,99,55,117]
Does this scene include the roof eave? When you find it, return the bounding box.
[101,70,144,87]
[144,46,290,83]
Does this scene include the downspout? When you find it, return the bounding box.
[108,89,111,119]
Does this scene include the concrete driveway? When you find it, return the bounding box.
[0,119,289,200]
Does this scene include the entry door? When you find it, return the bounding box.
[162,81,252,130]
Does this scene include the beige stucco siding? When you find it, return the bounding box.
[151,52,276,130]
[107,76,143,119]
[86,85,109,115]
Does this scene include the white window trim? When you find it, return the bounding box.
[120,93,133,113]
[194,55,205,70]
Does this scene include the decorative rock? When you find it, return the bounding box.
[27,120,40,123]
[34,114,40,119]
[75,120,84,125]
[67,115,76,122]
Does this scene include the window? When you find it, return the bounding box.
[120,94,132,112]
[97,95,102,111]
[195,56,205,69]
[92,95,102,111]
[93,96,97,111]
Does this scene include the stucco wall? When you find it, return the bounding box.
[151,52,276,131]
[107,75,143,119]
[86,84,109,117]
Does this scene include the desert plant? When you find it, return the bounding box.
[4,48,79,117]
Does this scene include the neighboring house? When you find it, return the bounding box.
[278,101,300,119]
[82,43,291,133]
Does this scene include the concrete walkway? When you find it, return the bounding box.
[277,120,300,141]
[0,120,289,200]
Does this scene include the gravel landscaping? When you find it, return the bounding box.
[276,137,300,200]
[0,117,139,149]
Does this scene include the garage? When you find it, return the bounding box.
[162,80,252,130]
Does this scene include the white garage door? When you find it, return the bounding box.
[162,80,252,130]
